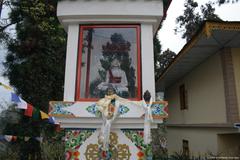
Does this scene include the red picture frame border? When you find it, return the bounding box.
[75,24,142,101]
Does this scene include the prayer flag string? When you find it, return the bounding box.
[0,82,55,124]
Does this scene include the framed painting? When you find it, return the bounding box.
[76,25,141,101]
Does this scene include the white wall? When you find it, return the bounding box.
[57,0,163,17]
[167,127,218,155]
[232,48,240,120]
[57,0,163,33]
[63,25,79,101]
[141,24,156,100]
[166,53,227,124]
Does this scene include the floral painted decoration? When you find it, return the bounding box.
[122,130,153,160]
[86,104,130,117]
[65,129,95,160]
[49,102,75,117]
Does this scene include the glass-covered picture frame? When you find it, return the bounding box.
[75,25,141,101]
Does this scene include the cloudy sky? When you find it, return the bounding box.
[0,3,10,85]
[0,0,240,85]
[158,0,240,53]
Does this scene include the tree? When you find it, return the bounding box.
[175,0,221,41]
[1,1,66,159]
[154,36,162,79]
[154,36,176,79]
[156,49,176,79]
[1,0,66,112]
[217,0,239,5]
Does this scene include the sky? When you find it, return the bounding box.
[0,3,10,85]
[0,0,240,86]
[158,0,240,53]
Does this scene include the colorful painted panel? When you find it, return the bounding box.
[65,129,150,160]
[85,132,131,160]
[86,104,102,117]
[49,100,168,120]
[122,130,152,160]
[65,129,95,160]
[49,102,75,117]
[151,101,168,119]
[86,104,130,117]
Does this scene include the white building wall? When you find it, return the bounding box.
[167,127,239,156]
[57,0,163,34]
[63,25,79,101]
[141,24,156,100]
[165,53,226,124]
[57,0,163,17]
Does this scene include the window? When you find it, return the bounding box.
[76,25,141,101]
[182,139,189,157]
[179,84,188,110]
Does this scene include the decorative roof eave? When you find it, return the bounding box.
[156,21,240,91]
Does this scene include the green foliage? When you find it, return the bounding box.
[155,48,176,79]
[1,1,66,159]
[154,36,162,78]
[41,130,65,160]
[2,0,66,112]
[175,0,222,41]
[217,0,239,5]
[170,152,191,160]
[41,140,65,160]
[0,143,20,160]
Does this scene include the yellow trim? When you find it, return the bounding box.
[204,22,212,38]
[157,21,240,86]
[49,114,76,118]
[153,101,168,106]
[204,21,240,38]
[208,21,240,31]
[152,115,168,119]
[157,27,204,83]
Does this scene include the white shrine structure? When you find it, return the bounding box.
[49,0,171,159]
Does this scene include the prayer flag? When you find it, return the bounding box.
[35,137,43,142]
[24,104,33,117]
[48,116,56,124]
[12,136,17,142]
[17,97,28,109]
[32,108,40,120]
[11,93,28,109]
[0,135,4,141]
[0,135,46,143]
[24,137,30,142]
[40,111,49,119]
[11,93,21,103]
[4,135,12,142]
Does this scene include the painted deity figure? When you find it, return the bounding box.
[97,59,128,96]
